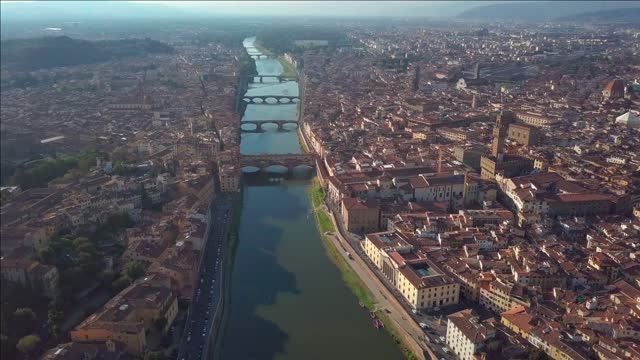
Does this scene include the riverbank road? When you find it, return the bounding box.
[176,194,233,360]
[323,212,439,360]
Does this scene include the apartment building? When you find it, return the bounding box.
[479,279,529,314]
[446,309,496,360]
[70,276,178,356]
[0,258,59,299]
[341,197,380,234]
[219,164,239,192]
[363,232,460,310]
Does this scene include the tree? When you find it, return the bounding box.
[13,308,36,336]
[145,351,164,360]
[78,157,90,174]
[153,316,167,333]
[47,304,63,338]
[14,308,35,322]
[16,335,40,359]
[124,261,146,281]
[111,276,132,292]
[529,349,550,360]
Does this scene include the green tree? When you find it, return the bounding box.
[13,308,35,322]
[13,308,36,336]
[144,351,164,360]
[112,276,132,292]
[47,304,63,338]
[78,157,90,174]
[529,349,550,360]
[124,261,146,281]
[16,335,40,359]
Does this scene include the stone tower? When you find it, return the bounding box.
[473,63,480,80]
[492,112,507,163]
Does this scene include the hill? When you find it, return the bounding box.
[457,1,640,22]
[0,36,174,71]
[555,7,640,23]
[0,1,189,23]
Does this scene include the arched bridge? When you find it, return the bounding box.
[240,153,316,172]
[241,75,298,83]
[250,54,275,60]
[242,95,300,104]
[241,120,298,132]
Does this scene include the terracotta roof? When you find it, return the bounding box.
[448,309,495,344]
[342,197,379,210]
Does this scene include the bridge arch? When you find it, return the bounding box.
[263,164,289,173]
[281,122,298,131]
[241,166,261,174]
[239,154,316,174]
[240,123,259,131]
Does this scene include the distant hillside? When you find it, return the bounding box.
[457,1,640,22]
[0,1,189,22]
[0,36,174,71]
[555,7,640,23]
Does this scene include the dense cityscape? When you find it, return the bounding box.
[1,2,639,360]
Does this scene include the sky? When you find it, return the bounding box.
[2,1,635,21]
[0,1,493,18]
[141,1,489,17]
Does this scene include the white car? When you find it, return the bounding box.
[419,322,428,329]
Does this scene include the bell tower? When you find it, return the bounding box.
[492,112,507,163]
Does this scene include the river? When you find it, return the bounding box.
[218,37,403,360]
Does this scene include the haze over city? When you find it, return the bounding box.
[1,2,639,360]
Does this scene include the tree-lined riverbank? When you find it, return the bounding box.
[308,181,419,360]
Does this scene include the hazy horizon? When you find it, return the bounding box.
[4,1,636,20]
[0,1,491,18]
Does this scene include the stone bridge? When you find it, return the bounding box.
[250,54,275,60]
[240,153,316,172]
[240,120,298,132]
[242,95,300,104]
[241,75,298,83]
